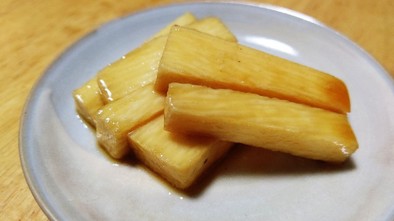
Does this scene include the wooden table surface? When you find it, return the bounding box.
[1,0,393,220]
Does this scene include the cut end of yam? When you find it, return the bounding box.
[72,77,104,127]
[95,84,165,159]
[128,115,232,189]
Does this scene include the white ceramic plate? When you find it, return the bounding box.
[20,2,394,221]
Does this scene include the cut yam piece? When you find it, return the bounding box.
[72,76,104,127]
[128,115,232,189]
[155,26,350,113]
[95,84,164,159]
[164,83,358,162]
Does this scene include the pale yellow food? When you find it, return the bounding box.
[73,13,357,191]
[72,77,104,127]
[155,26,350,114]
[128,115,232,189]
[72,12,196,125]
[97,17,237,103]
[93,16,238,160]
[97,36,167,103]
[164,83,358,162]
[95,84,164,159]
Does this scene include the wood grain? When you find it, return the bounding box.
[0,0,392,220]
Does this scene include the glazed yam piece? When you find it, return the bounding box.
[95,84,164,159]
[97,17,237,103]
[164,83,358,162]
[72,12,197,125]
[128,115,232,189]
[72,76,104,127]
[155,26,350,114]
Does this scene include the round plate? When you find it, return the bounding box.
[20,2,394,221]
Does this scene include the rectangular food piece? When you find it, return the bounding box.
[128,115,232,189]
[72,76,104,127]
[155,26,350,114]
[97,17,237,103]
[164,83,358,162]
[95,84,164,159]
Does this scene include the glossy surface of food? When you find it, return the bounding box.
[165,83,358,162]
[97,16,237,103]
[129,115,232,189]
[155,26,350,113]
[96,84,164,159]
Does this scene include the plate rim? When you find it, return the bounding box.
[19,2,394,221]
